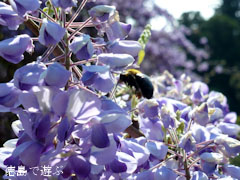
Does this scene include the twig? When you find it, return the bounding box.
[66,0,88,28]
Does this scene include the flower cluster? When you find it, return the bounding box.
[0,1,239,180]
[94,0,209,78]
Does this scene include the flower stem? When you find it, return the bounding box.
[66,0,88,28]
[68,17,93,41]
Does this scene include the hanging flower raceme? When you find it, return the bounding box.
[0,34,34,64]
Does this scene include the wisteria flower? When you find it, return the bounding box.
[13,62,47,90]
[0,2,23,30]
[81,65,114,92]
[88,5,116,22]
[0,34,34,64]
[69,34,94,60]
[38,18,66,46]
[52,0,77,11]
[0,83,20,112]
[107,40,142,57]
[42,62,71,88]
[9,0,40,17]
[105,21,132,41]
[98,53,134,70]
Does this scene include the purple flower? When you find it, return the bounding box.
[191,171,208,180]
[13,62,47,90]
[217,122,240,137]
[138,116,164,141]
[81,65,114,93]
[191,124,210,143]
[42,62,70,88]
[215,135,240,157]
[200,152,223,174]
[19,86,55,113]
[160,105,176,128]
[0,2,23,30]
[88,5,116,22]
[154,166,178,180]
[69,34,94,60]
[0,34,34,64]
[10,0,40,16]
[53,88,101,122]
[223,164,240,179]
[110,151,138,174]
[178,131,196,152]
[224,112,237,124]
[137,99,159,119]
[107,40,142,57]
[38,18,66,46]
[57,116,74,142]
[68,154,91,178]
[146,141,168,160]
[52,0,76,10]
[0,83,20,112]
[98,53,134,70]
[207,91,229,115]
[191,103,209,126]
[0,139,17,169]
[100,113,131,133]
[191,81,209,103]
[17,111,52,142]
[89,135,117,165]
[128,170,155,180]
[105,21,131,41]
[91,123,110,148]
[4,141,44,167]
[119,137,150,167]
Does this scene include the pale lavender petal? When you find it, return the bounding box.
[107,40,142,57]
[100,113,132,133]
[98,53,134,70]
[146,141,168,160]
[39,18,66,46]
[91,123,110,148]
[0,34,34,64]
[10,0,40,16]
[90,135,117,165]
[43,63,70,88]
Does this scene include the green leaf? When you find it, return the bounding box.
[137,49,145,65]
[176,122,185,134]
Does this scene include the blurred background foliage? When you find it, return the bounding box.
[179,0,240,115]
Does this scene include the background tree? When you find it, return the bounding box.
[179,1,240,114]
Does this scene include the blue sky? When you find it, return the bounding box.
[156,0,221,19]
[150,0,221,29]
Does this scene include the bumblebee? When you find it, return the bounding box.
[119,69,154,99]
